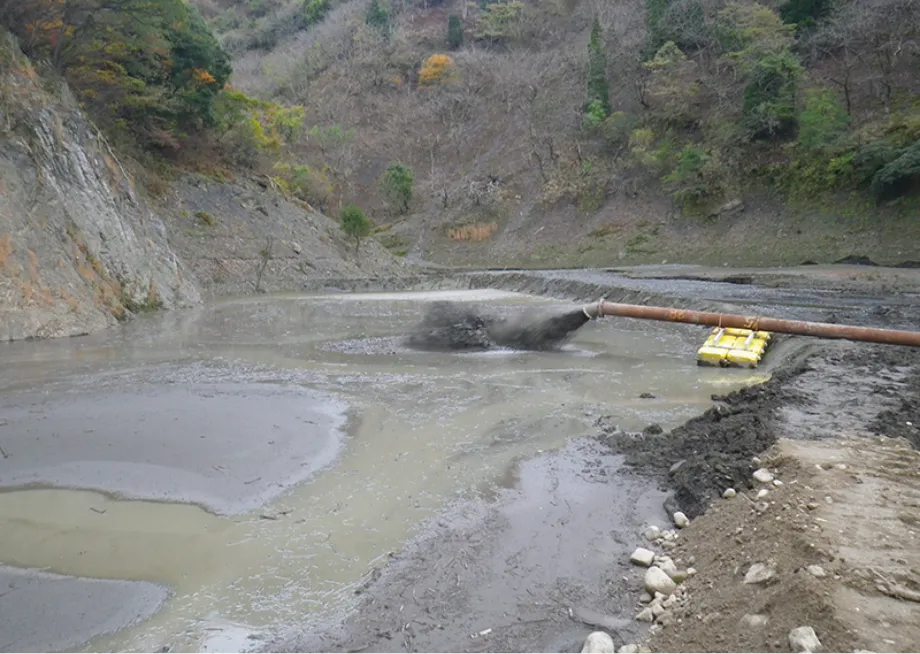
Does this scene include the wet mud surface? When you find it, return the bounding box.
[4,268,920,653]
[274,269,920,654]
[0,566,168,653]
[1,287,734,653]
[0,379,346,515]
[269,439,668,654]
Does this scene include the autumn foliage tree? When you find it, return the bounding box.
[418,53,455,87]
[1,0,231,152]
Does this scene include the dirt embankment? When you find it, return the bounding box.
[598,342,920,653]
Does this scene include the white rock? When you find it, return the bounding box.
[636,607,654,622]
[638,647,652,654]
[740,613,769,629]
[650,602,666,618]
[644,566,678,596]
[662,594,678,609]
[291,242,302,254]
[773,479,784,487]
[673,512,690,528]
[753,468,774,483]
[743,562,776,584]
[723,488,737,498]
[658,559,679,579]
[630,548,656,567]
[662,530,677,541]
[582,631,616,653]
[807,565,827,578]
[638,592,653,603]
[756,489,769,499]
[687,567,698,576]
[669,569,689,583]
[789,626,822,652]
[643,526,661,541]
[752,456,762,467]
[653,592,666,601]
[618,645,639,654]
[657,612,675,627]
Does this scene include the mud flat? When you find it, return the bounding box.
[1,287,754,653]
[268,272,920,654]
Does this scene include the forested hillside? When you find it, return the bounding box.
[191,0,920,266]
[3,0,918,267]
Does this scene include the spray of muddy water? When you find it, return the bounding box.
[405,301,591,351]
[0,289,777,653]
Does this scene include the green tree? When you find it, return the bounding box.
[339,204,372,255]
[869,139,920,200]
[475,1,523,43]
[300,0,329,27]
[584,16,611,125]
[778,0,830,29]
[741,51,803,140]
[366,0,390,32]
[380,163,414,214]
[796,88,849,152]
[447,14,464,49]
[166,3,233,130]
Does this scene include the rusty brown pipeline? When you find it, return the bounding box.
[590,300,920,347]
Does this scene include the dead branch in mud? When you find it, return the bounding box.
[870,568,920,603]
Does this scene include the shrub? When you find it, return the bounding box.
[601,112,636,150]
[418,53,456,87]
[643,41,703,128]
[273,162,335,210]
[339,204,371,254]
[796,88,849,152]
[380,163,414,214]
[300,0,329,26]
[870,139,920,200]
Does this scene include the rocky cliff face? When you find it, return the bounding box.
[0,31,199,341]
[0,31,407,342]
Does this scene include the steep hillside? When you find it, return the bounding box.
[0,30,200,341]
[197,0,920,267]
[0,28,407,341]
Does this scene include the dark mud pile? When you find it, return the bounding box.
[405,301,590,352]
[867,365,920,449]
[597,360,809,519]
[599,342,920,519]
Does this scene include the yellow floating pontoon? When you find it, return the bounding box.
[697,327,772,368]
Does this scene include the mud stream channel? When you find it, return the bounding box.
[0,289,773,652]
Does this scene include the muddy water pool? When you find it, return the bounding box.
[0,290,771,652]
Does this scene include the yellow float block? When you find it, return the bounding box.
[696,327,772,368]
